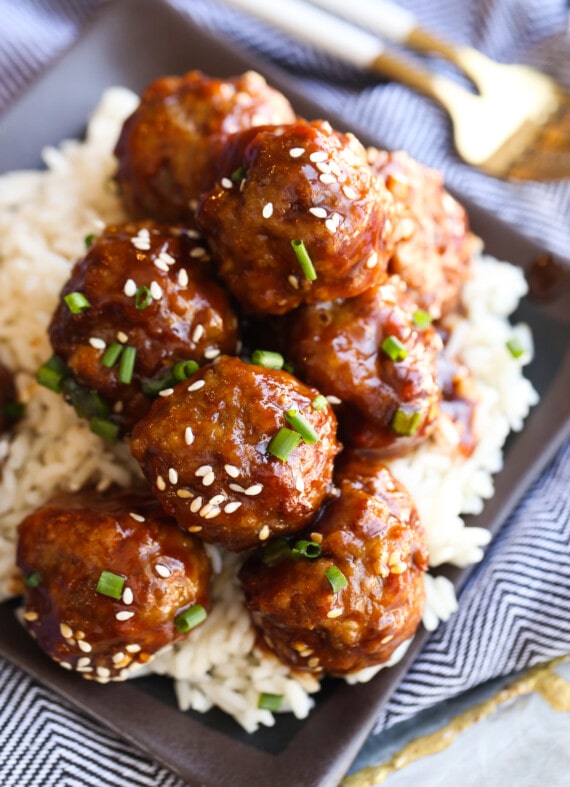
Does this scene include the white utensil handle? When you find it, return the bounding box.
[224,0,385,69]
[307,0,417,43]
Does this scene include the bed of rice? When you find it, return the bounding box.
[0,88,538,732]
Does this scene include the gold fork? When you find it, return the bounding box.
[224,0,570,180]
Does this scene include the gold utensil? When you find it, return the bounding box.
[224,0,570,180]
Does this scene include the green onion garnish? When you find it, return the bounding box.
[174,604,207,633]
[24,571,41,588]
[64,292,91,314]
[285,409,320,444]
[311,394,328,411]
[381,336,408,362]
[268,427,302,462]
[391,407,422,437]
[231,166,247,182]
[101,342,124,368]
[325,565,348,593]
[62,378,109,419]
[141,372,176,397]
[118,346,136,384]
[36,355,68,393]
[292,539,322,559]
[258,693,283,711]
[261,537,292,565]
[135,285,152,311]
[412,309,433,329]
[172,360,200,381]
[291,239,317,281]
[96,570,125,600]
[251,350,285,370]
[84,233,95,248]
[506,337,525,359]
[89,416,119,444]
[2,401,25,420]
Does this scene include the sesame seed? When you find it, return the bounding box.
[158,251,176,266]
[129,512,145,522]
[150,281,163,300]
[192,324,205,343]
[60,662,73,670]
[168,467,179,485]
[224,464,239,478]
[60,623,73,639]
[308,657,320,668]
[204,506,221,519]
[199,503,213,518]
[289,147,305,158]
[189,199,198,211]
[209,494,226,506]
[23,610,38,622]
[131,238,150,251]
[188,380,205,392]
[113,401,124,413]
[288,275,300,290]
[204,347,220,360]
[327,608,343,618]
[184,426,195,445]
[310,151,328,163]
[75,630,85,640]
[316,162,331,175]
[89,337,106,350]
[224,501,242,513]
[245,484,263,496]
[195,465,212,477]
[158,388,174,397]
[366,251,379,269]
[77,657,91,668]
[122,587,134,605]
[380,634,394,645]
[190,496,203,513]
[116,331,128,344]
[112,652,126,664]
[178,268,189,287]
[78,640,92,653]
[190,246,207,258]
[325,218,337,234]
[177,489,193,498]
[188,525,203,533]
[124,279,137,297]
[343,185,358,200]
[299,648,314,657]
[116,611,134,622]
[156,475,166,491]
[319,173,336,185]
[295,476,305,493]
[326,395,342,405]
[97,666,111,678]
[259,525,270,540]
[154,258,170,272]
[310,532,323,544]
[262,202,274,219]
[155,564,171,578]
[309,207,327,219]
[126,644,141,653]
[202,471,215,486]
[229,483,246,493]
[221,177,233,189]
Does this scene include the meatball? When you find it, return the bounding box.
[48,221,239,435]
[130,355,340,551]
[16,488,211,682]
[369,149,475,319]
[197,120,395,314]
[287,277,442,456]
[239,451,428,676]
[114,70,296,223]
[0,361,19,433]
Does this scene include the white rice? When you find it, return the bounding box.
[0,88,538,731]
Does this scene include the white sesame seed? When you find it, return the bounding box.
[23,610,38,622]
[295,476,305,493]
[221,177,233,189]
[97,666,111,677]
[326,395,342,404]
[224,464,240,478]
[325,219,337,234]
[204,347,221,360]
[156,475,166,491]
[131,238,151,251]
[262,202,274,219]
[309,207,327,219]
[60,662,72,670]
[60,623,73,639]
[199,503,213,518]
[319,173,336,185]
[316,162,331,175]
[129,512,145,523]
[158,388,174,397]
[259,525,270,540]
[116,611,135,622]
[178,268,189,287]
[190,246,207,258]
[192,324,205,343]
[190,496,203,513]
[122,587,134,605]
[224,501,242,513]
[177,489,193,498]
[124,278,137,297]
[366,251,379,269]
[245,484,263,496]
[203,506,221,519]
[116,331,128,344]
[77,657,91,668]
[229,483,246,493]
[202,471,215,487]
[343,185,358,200]
[288,275,300,290]
[138,228,150,238]
[150,281,163,300]
[89,337,106,350]
[154,258,170,272]
[188,380,205,392]
[78,640,92,653]
[195,465,213,477]
[289,147,305,158]
[209,494,226,506]
[310,151,328,163]
[168,467,179,485]
[155,564,171,578]
[126,644,141,653]
[112,652,126,664]
[159,251,176,266]
[327,608,343,618]
[184,426,195,445]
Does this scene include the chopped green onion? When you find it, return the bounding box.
[268,427,302,462]
[258,693,283,711]
[36,356,68,393]
[381,336,408,362]
[174,604,207,633]
[172,360,200,381]
[231,165,247,182]
[325,565,348,593]
[283,361,295,374]
[391,407,422,437]
[118,346,136,384]
[24,571,41,588]
[251,350,284,370]
[506,337,525,359]
[261,537,291,565]
[101,342,124,368]
[89,416,119,444]
[142,372,176,397]
[291,239,317,281]
[96,570,125,600]
[292,539,322,559]
[2,401,25,420]
[84,233,95,248]
[412,309,433,329]
[135,285,152,311]
[311,394,328,411]
[62,378,109,419]
[64,291,91,314]
[285,409,320,444]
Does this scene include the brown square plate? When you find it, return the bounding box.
[0,2,569,785]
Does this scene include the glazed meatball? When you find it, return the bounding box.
[197,120,395,314]
[239,451,428,676]
[114,70,296,223]
[369,149,475,319]
[17,488,211,682]
[48,221,239,434]
[130,355,340,551]
[288,277,442,456]
[0,361,19,433]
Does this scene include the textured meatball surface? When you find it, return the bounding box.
[17,488,211,682]
[130,355,341,551]
[197,120,395,314]
[239,452,428,675]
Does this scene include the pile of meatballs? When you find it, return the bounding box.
[14,71,478,687]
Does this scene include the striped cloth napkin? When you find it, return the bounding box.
[0,1,569,784]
